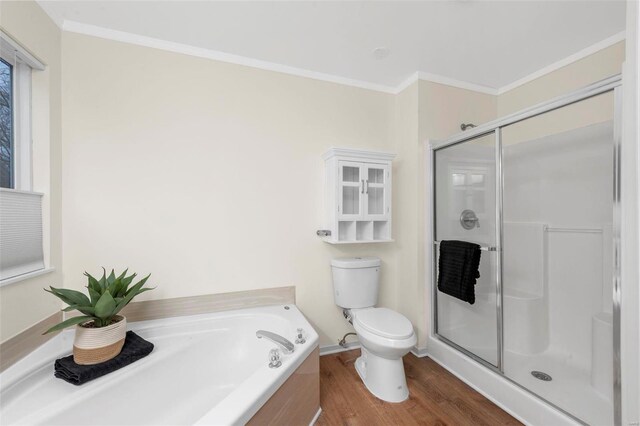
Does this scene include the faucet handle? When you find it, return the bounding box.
[268,348,282,368]
[295,328,306,344]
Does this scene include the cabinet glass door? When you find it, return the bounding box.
[364,164,389,220]
[338,161,363,220]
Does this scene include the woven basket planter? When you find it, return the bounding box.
[73,316,127,365]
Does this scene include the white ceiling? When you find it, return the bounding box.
[38,1,626,92]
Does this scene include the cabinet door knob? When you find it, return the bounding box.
[361,179,365,194]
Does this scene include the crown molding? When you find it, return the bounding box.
[394,72,421,93]
[362,70,498,95]
[55,18,624,98]
[322,147,396,162]
[393,31,625,96]
[62,20,399,94]
[417,71,498,95]
[497,31,626,95]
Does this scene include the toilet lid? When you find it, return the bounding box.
[354,308,414,340]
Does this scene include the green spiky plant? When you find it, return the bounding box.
[43,269,154,334]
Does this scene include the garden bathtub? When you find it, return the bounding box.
[0,305,320,425]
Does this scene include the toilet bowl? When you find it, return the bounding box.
[330,257,417,403]
[351,307,417,402]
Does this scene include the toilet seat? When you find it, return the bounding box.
[353,308,414,340]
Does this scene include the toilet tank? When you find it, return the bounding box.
[331,257,381,309]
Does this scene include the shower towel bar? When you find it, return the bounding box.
[433,241,497,252]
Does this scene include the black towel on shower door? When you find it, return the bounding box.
[437,240,482,304]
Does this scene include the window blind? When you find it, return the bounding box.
[0,189,44,281]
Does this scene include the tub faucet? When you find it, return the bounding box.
[256,330,295,354]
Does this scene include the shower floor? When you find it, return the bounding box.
[503,349,612,426]
[468,344,613,425]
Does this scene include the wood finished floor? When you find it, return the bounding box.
[316,349,521,426]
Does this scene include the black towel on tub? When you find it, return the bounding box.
[437,240,482,304]
[54,331,154,385]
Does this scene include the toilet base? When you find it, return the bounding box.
[355,347,410,403]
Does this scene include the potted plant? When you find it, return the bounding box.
[44,269,154,365]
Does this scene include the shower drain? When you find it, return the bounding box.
[531,371,552,381]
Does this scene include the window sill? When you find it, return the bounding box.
[0,188,44,196]
[0,267,55,287]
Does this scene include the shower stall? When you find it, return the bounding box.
[430,75,621,425]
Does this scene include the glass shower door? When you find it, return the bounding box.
[501,92,615,425]
[434,132,499,366]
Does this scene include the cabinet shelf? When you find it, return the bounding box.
[320,148,395,244]
[322,238,395,245]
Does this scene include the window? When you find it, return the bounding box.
[0,58,12,188]
[0,34,37,191]
[0,30,47,284]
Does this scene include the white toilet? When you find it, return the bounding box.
[331,256,417,403]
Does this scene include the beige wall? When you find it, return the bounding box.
[393,82,420,343]
[0,1,63,342]
[60,32,398,347]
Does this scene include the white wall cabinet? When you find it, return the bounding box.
[321,148,395,244]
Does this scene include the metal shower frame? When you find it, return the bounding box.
[429,74,622,425]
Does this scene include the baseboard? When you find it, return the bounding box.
[320,341,361,356]
[322,343,427,358]
[309,407,322,425]
[411,346,429,358]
